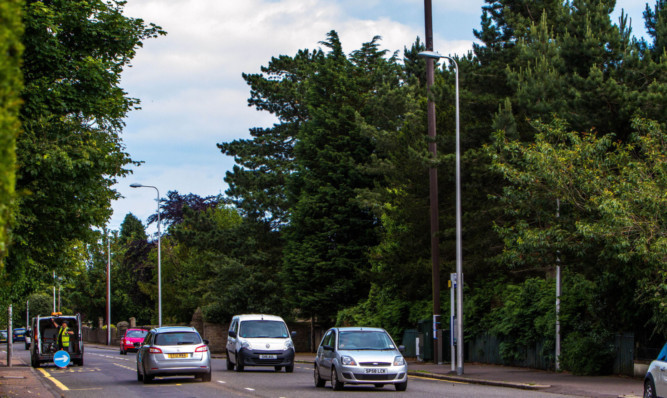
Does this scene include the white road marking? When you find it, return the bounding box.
[217,380,226,384]
[245,387,255,391]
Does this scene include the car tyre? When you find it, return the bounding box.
[644,378,656,398]
[200,370,212,382]
[31,354,39,368]
[143,374,153,384]
[226,351,234,370]
[137,367,143,382]
[331,367,344,391]
[395,380,408,392]
[235,351,244,372]
[314,365,325,388]
[285,363,294,373]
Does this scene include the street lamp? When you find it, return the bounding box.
[130,183,162,327]
[418,50,463,375]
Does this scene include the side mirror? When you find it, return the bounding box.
[133,342,141,348]
[203,339,209,345]
[398,345,405,353]
[228,330,237,338]
[291,331,297,337]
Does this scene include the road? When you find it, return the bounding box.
[13,346,578,397]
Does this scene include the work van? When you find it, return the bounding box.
[30,313,84,367]
[226,314,296,372]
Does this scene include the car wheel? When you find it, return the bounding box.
[331,367,344,391]
[644,378,656,398]
[143,374,153,384]
[226,351,234,370]
[314,365,325,387]
[235,351,244,372]
[137,366,143,382]
[75,357,84,366]
[395,380,408,392]
[285,363,294,373]
[120,347,125,355]
[31,354,39,368]
[201,370,212,382]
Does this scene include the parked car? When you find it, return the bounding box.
[136,326,211,383]
[120,328,148,355]
[644,342,667,398]
[314,327,408,391]
[13,327,27,343]
[226,314,296,372]
[0,330,7,344]
[30,314,84,367]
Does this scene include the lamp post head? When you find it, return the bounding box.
[129,183,143,188]
[418,50,444,59]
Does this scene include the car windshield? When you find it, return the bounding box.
[338,331,395,350]
[126,330,147,338]
[239,320,289,338]
[155,332,202,346]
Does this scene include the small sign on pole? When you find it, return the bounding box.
[54,350,71,368]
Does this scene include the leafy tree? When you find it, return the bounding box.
[488,117,666,336]
[645,0,667,55]
[118,213,146,245]
[0,0,23,267]
[3,0,164,305]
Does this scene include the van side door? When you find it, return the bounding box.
[227,318,238,362]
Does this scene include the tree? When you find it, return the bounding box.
[488,117,666,336]
[645,0,667,55]
[0,0,22,267]
[3,0,164,304]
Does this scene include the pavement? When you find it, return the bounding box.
[1,344,645,397]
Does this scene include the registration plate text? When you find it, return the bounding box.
[259,354,278,359]
[168,353,189,358]
[365,368,387,374]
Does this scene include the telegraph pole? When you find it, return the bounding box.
[423,0,441,365]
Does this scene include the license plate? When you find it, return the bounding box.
[168,353,189,358]
[365,368,387,374]
[259,354,277,359]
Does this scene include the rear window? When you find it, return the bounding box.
[126,330,147,338]
[155,332,202,346]
[239,320,289,338]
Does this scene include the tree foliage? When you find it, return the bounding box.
[3,0,164,305]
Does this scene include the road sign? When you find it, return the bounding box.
[53,350,70,368]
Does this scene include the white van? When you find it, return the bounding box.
[226,314,296,372]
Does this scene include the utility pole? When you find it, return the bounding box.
[107,232,111,345]
[423,0,441,365]
[53,271,56,313]
[556,199,561,370]
[7,305,12,367]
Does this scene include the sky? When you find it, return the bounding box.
[114,0,652,235]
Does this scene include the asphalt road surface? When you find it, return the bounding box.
[14,346,577,397]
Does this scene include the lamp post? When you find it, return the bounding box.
[130,183,162,327]
[418,50,463,375]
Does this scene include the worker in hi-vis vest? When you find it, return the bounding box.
[52,318,74,352]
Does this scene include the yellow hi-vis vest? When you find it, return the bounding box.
[58,326,70,347]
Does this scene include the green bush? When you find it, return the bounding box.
[560,330,615,375]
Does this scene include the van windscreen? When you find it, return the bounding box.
[239,321,288,338]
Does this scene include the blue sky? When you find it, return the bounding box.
[115,0,652,235]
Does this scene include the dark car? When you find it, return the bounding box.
[13,327,27,343]
[120,328,148,355]
[0,330,7,344]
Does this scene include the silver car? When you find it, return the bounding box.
[644,342,667,398]
[136,326,211,383]
[314,327,408,391]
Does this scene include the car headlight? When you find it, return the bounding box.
[284,340,294,350]
[340,356,357,366]
[393,356,406,366]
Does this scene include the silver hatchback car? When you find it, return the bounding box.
[136,326,211,383]
[314,327,408,391]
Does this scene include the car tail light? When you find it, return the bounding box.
[195,345,208,353]
[148,347,162,354]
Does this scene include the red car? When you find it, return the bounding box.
[120,328,148,355]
